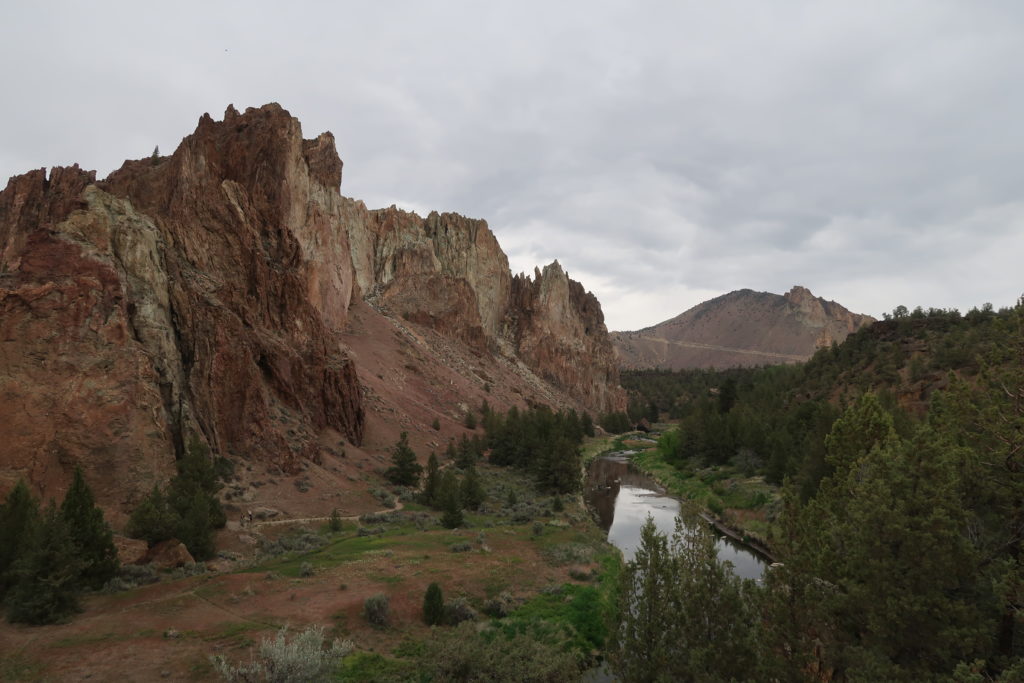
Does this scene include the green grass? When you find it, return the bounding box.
[631,442,779,540]
[337,651,413,681]
[502,552,621,654]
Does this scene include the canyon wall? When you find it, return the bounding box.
[0,103,623,513]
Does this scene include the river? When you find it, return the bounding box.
[585,452,767,581]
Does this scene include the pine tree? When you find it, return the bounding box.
[421,452,441,507]
[610,515,760,681]
[438,471,463,529]
[460,465,485,511]
[423,582,444,625]
[455,434,476,470]
[60,467,119,590]
[0,480,40,599]
[6,503,83,625]
[179,488,214,561]
[168,437,226,529]
[385,432,422,487]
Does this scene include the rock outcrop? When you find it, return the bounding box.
[341,202,624,413]
[1,104,365,518]
[612,286,875,370]
[508,262,623,412]
[0,103,625,517]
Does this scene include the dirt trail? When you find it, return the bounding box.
[249,498,407,529]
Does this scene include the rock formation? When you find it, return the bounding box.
[0,103,624,516]
[612,286,875,370]
[337,200,624,414]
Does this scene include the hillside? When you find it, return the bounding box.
[611,285,874,370]
[0,103,625,522]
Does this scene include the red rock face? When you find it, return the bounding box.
[0,102,627,518]
[508,262,626,413]
[1,105,365,516]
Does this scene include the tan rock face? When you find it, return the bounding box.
[343,203,624,413]
[612,286,875,370]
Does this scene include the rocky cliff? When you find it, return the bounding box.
[612,286,875,370]
[0,103,623,514]
[337,197,624,414]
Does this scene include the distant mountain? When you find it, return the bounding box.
[611,286,875,370]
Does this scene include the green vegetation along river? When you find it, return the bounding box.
[585,452,767,580]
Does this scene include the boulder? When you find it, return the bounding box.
[144,539,195,569]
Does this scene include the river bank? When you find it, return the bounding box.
[585,427,779,563]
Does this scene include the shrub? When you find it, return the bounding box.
[552,496,564,513]
[423,583,444,626]
[432,418,441,431]
[423,621,581,682]
[363,593,390,628]
[102,564,160,593]
[211,624,351,682]
[450,542,472,553]
[299,562,314,578]
[442,596,478,625]
[532,521,544,537]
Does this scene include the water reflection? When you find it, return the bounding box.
[585,454,766,581]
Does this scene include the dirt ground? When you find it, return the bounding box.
[0,464,609,682]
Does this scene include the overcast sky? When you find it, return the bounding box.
[3,2,1023,330]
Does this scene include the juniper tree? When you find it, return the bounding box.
[6,503,83,625]
[438,471,464,529]
[126,484,177,546]
[0,480,40,599]
[460,465,485,511]
[423,582,444,625]
[60,467,119,589]
[385,432,422,487]
[421,452,441,507]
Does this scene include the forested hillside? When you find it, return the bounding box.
[612,300,1024,680]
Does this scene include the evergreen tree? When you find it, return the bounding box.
[581,412,595,438]
[438,471,464,529]
[423,582,444,625]
[460,465,485,511]
[179,488,214,561]
[610,515,760,682]
[59,467,119,590]
[464,411,477,430]
[329,508,342,532]
[168,438,226,529]
[781,408,988,679]
[0,480,40,599]
[385,432,422,487]
[126,485,177,546]
[421,452,441,507]
[6,503,82,625]
[455,434,476,470]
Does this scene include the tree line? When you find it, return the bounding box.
[0,468,119,625]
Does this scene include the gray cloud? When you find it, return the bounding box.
[3,1,1023,330]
